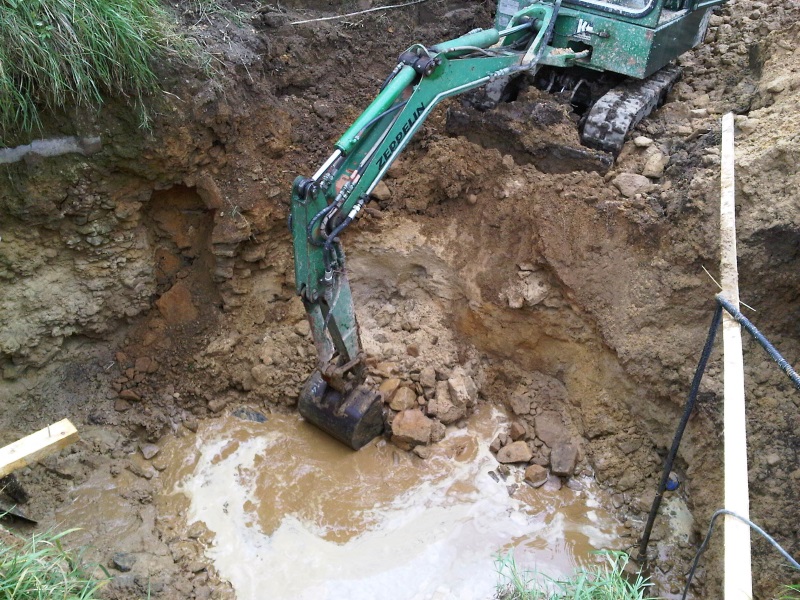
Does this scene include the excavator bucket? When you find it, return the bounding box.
[298,372,384,450]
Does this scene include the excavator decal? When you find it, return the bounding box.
[378,101,427,170]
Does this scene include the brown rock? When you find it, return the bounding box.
[251,364,270,385]
[642,151,669,179]
[420,366,437,395]
[293,320,311,337]
[374,362,399,378]
[312,100,336,120]
[379,378,401,400]
[211,215,251,245]
[134,357,153,374]
[119,389,141,402]
[447,373,478,409]
[632,489,657,513]
[490,435,504,454]
[617,437,643,455]
[413,445,432,459]
[140,443,160,460]
[127,461,155,480]
[427,381,466,424]
[371,181,392,202]
[524,464,548,488]
[114,399,132,412]
[612,173,654,198]
[390,387,418,411]
[550,442,579,476]
[535,411,569,447]
[207,397,229,413]
[542,475,562,492]
[391,410,433,447]
[430,420,446,444]
[496,441,533,464]
[509,393,532,415]
[156,282,198,325]
[509,421,527,441]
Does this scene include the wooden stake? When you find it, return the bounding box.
[0,419,79,479]
[720,112,753,600]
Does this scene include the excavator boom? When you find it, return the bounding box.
[290,6,559,448]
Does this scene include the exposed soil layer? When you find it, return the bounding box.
[1,1,799,598]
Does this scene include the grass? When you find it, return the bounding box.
[0,0,186,143]
[0,527,107,599]
[182,0,248,26]
[495,550,657,600]
[782,583,800,600]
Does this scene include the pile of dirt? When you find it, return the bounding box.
[0,0,799,598]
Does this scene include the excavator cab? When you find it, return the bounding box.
[496,0,723,79]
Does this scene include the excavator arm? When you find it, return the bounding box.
[289,3,571,449]
[287,0,725,448]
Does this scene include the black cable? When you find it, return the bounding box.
[636,294,800,590]
[637,303,724,564]
[716,294,800,391]
[681,509,800,600]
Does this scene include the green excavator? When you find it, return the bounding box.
[289,0,725,449]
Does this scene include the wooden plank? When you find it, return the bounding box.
[719,112,753,600]
[0,419,79,479]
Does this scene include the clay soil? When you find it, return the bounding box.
[0,0,799,598]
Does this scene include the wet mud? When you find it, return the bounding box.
[161,405,620,600]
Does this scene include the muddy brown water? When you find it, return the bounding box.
[131,404,617,599]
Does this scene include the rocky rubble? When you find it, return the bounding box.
[487,372,585,489]
[387,366,478,449]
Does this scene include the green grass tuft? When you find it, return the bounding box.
[495,550,657,600]
[0,0,186,143]
[781,583,800,600]
[0,527,108,599]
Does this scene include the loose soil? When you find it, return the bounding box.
[0,0,798,598]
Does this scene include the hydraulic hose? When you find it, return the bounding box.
[307,204,334,246]
[322,198,367,278]
[358,100,408,136]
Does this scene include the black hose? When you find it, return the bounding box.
[307,204,334,246]
[637,303,724,564]
[323,216,355,271]
[716,294,800,391]
[357,100,408,141]
[637,294,800,567]
[379,63,403,92]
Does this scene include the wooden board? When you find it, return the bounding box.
[0,419,79,479]
[719,112,754,600]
